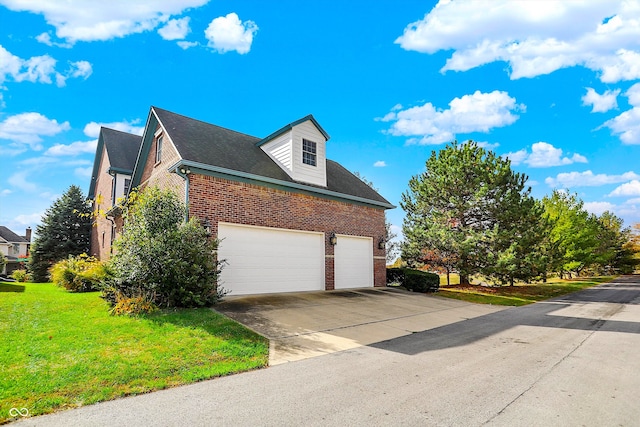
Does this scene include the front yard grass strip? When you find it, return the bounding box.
[437,276,616,306]
[0,282,268,424]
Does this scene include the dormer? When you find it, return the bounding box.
[257,115,330,187]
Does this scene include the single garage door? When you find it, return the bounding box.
[334,235,373,290]
[217,222,325,295]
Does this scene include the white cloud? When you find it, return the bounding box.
[545,170,640,188]
[584,201,616,215]
[602,83,640,144]
[177,41,198,50]
[0,44,91,87]
[205,13,258,54]
[74,166,93,179]
[44,139,98,156]
[83,120,144,137]
[504,148,528,165]
[582,87,620,113]
[382,90,523,145]
[8,171,38,192]
[1,0,210,44]
[0,112,70,148]
[13,212,44,228]
[0,145,26,156]
[395,1,640,83]
[0,189,11,196]
[608,179,640,196]
[475,141,500,150]
[505,142,587,168]
[373,160,387,167]
[158,17,191,40]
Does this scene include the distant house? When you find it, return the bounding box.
[88,106,394,295]
[0,226,31,275]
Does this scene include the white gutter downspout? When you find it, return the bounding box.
[173,165,191,221]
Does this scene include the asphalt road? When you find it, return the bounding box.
[16,276,640,426]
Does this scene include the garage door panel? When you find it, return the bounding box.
[218,223,324,295]
[334,235,373,290]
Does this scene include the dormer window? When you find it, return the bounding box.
[302,139,317,166]
[155,135,163,164]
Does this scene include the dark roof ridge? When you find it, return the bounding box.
[101,126,139,136]
[151,106,260,141]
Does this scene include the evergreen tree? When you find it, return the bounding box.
[29,185,91,282]
[401,141,538,285]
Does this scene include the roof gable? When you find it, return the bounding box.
[88,127,142,199]
[0,226,28,243]
[256,115,329,147]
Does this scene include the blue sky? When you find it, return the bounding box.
[1,0,640,241]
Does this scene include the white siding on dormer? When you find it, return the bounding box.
[260,131,293,177]
[291,121,327,187]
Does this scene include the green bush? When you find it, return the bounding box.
[106,187,225,310]
[50,254,107,292]
[386,267,439,293]
[11,269,30,282]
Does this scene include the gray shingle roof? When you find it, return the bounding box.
[0,226,28,243]
[153,107,392,207]
[103,128,142,172]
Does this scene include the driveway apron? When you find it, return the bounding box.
[214,287,506,365]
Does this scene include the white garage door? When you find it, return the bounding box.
[217,223,325,295]
[334,235,373,290]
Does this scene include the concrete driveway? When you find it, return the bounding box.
[215,287,506,365]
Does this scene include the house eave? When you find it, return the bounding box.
[168,160,395,210]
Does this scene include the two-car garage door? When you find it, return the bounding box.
[218,223,373,295]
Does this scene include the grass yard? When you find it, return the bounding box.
[437,276,616,306]
[0,282,268,424]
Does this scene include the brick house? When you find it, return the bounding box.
[87,128,142,260]
[0,226,31,275]
[89,106,394,295]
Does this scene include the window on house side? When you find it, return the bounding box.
[155,136,163,164]
[124,178,131,196]
[302,139,317,166]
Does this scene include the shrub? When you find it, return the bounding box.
[109,290,158,316]
[386,267,440,293]
[106,187,225,311]
[11,269,30,282]
[50,254,107,292]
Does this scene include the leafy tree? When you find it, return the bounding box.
[106,187,223,308]
[541,191,600,277]
[29,185,91,282]
[0,255,6,275]
[401,141,537,285]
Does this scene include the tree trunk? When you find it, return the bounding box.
[510,276,514,286]
[446,268,450,286]
[460,273,470,285]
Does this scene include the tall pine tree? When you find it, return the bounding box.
[29,185,91,282]
[401,141,540,285]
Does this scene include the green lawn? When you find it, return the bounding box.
[437,276,616,306]
[0,282,268,423]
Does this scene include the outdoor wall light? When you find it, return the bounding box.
[329,232,337,246]
[201,218,212,237]
[378,237,385,250]
[179,167,191,175]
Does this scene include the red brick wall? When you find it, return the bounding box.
[188,174,387,289]
[90,148,115,260]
